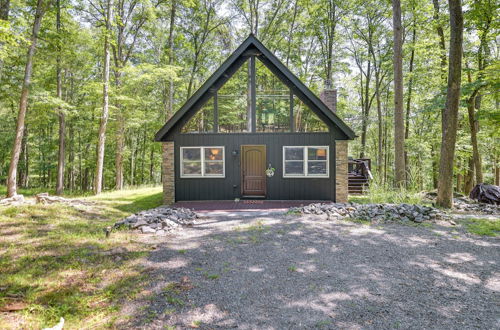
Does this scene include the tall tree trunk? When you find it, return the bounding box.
[6,0,46,197]
[69,122,75,190]
[464,157,474,193]
[404,27,416,184]
[495,156,499,186]
[19,126,29,188]
[55,0,65,195]
[166,0,176,119]
[149,144,155,183]
[0,0,10,81]
[376,80,383,178]
[94,0,112,194]
[431,0,447,188]
[359,59,371,158]
[467,91,483,184]
[432,0,447,80]
[115,112,125,189]
[431,145,438,189]
[436,0,463,208]
[392,0,406,187]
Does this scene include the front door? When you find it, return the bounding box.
[241,145,266,197]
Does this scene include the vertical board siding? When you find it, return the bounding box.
[174,132,338,201]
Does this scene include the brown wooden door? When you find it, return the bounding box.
[241,145,266,197]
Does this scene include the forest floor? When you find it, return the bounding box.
[0,186,164,329]
[0,187,499,329]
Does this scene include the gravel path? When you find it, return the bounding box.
[121,212,500,329]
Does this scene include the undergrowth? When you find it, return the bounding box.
[349,181,426,205]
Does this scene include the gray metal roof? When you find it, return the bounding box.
[155,34,356,141]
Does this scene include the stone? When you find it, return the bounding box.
[114,206,198,235]
[141,226,156,234]
[131,219,148,229]
[290,202,448,224]
[162,142,175,205]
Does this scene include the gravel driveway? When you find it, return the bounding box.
[121,211,500,329]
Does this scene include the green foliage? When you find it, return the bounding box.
[349,181,426,205]
[0,0,498,194]
[464,218,500,237]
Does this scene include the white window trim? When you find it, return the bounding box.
[282,146,329,178]
[180,146,225,178]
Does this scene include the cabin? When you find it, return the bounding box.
[155,35,356,204]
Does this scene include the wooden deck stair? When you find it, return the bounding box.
[348,159,371,195]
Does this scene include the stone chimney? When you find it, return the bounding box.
[320,86,337,113]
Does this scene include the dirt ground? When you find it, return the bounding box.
[120,211,500,329]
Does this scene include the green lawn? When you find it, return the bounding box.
[0,186,163,329]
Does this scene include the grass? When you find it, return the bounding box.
[349,182,426,205]
[0,186,163,329]
[464,218,500,237]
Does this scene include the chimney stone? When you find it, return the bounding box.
[320,88,337,113]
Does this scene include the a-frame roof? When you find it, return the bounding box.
[155,34,356,141]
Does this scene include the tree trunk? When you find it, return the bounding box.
[55,0,65,195]
[359,59,371,159]
[392,0,406,187]
[115,111,125,189]
[467,92,483,184]
[432,0,447,80]
[94,0,112,194]
[0,0,10,81]
[0,0,9,20]
[6,0,46,197]
[404,27,416,184]
[495,159,499,186]
[436,0,463,208]
[166,0,176,119]
[464,157,474,194]
[376,80,383,178]
[149,144,155,183]
[456,173,462,193]
[19,125,29,188]
[68,122,75,190]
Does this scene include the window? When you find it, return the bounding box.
[293,95,329,132]
[283,146,329,177]
[180,147,224,178]
[256,61,290,132]
[181,97,214,133]
[218,63,250,133]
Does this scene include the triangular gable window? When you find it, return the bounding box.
[181,97,214,133]
[181,56,329,133]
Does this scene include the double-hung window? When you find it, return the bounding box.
[283,146,329,177]
[180,147,225,178]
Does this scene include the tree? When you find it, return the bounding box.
[6,0,48,197]
[392,0,405,187]
[0,0,9,20]
[94,0,112,194]
[166,0,176,119]
[55,0,65,195]
[436,0,463,208]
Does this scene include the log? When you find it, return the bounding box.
[35,193,90,205]
[0,194,25,205]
